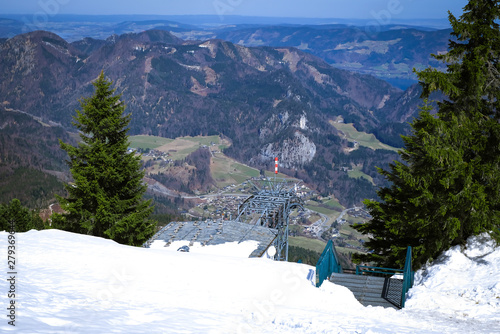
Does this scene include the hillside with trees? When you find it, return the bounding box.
[0,107,74,207]
[0,29,411,207]
[150,147,215,194]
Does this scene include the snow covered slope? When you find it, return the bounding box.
[1,230,498,333]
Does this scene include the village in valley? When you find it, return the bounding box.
[128,134,372,259]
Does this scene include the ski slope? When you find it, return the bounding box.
[1,230,499,333]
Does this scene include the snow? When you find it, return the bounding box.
[406,234,500,324]
[149,239,261,258]
[1,230,499,333]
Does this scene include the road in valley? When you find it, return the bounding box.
[308,207,353,239]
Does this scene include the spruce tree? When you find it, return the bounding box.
[55,72,156,246]
[354,0,500,270]
[0,199,46,232]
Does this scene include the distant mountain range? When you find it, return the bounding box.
[0,27,441,207]
[0,15,453,88]
[211,25,451,89]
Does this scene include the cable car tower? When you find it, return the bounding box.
[236,158,304,261]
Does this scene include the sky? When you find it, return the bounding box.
[1,0,468,19]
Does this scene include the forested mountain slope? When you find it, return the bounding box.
[0,29,425,206]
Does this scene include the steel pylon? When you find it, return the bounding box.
[236,177,304,261]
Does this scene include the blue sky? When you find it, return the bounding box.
[1,0,468,19]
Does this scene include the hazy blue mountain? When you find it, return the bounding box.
[0,15,451,88]
[211,25,451,89]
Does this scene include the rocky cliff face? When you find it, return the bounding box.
[255,111,317,168]
[259,131,317,168]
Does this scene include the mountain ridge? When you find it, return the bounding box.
[0,29,421,206]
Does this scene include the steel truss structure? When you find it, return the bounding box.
[236,177,304,261]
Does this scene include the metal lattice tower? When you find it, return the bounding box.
[236,176,304,261]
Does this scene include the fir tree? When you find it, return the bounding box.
[354,0,500,270]
[54,72,156,246]
[0,199,46,232]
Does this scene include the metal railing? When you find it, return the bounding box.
[356,265,403,276]
[315,242,414,308]
[315,239,342,287]
[401,246,414,308]
[355,246,414,308]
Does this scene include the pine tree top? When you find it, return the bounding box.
[417,0,500,112]
[74,71,130,147]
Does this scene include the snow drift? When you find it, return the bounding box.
[0,230,498,333]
